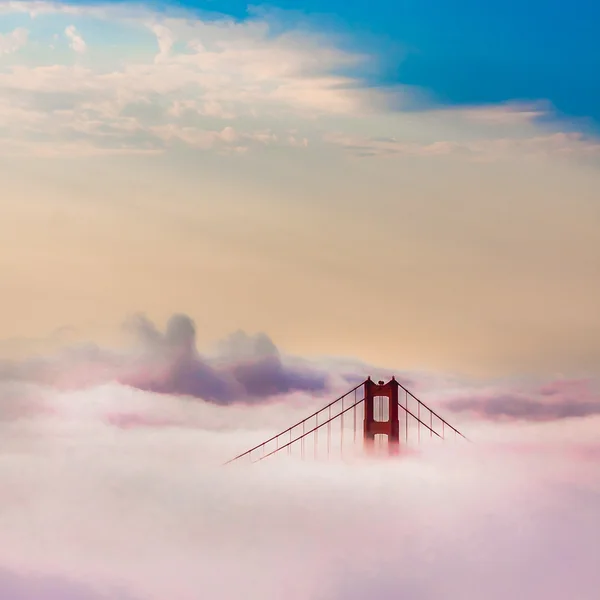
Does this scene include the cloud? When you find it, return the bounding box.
[1,314,599,599]
[149,23,173,63]
[0,27,28,56]
[324,130,600,161]
[148,123,282,153]
[4,314,599,430]
[0,313,329,405]
[215,329,326,398]
[449,101,550,125]
[0,402,598,600]
[0,2,375,156]
[447,378,600,422]
[64,25,86,53]
[0,2,597,161]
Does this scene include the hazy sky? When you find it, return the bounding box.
[1,0,599,378]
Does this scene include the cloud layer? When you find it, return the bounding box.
[447,378,600,422]
[0,394,598,600]
[325,130,600,161]
[0,313,328,405]
[0,2,368,156]
[1,312,599,599]
[0,1,598,162]
[2,313,599,428]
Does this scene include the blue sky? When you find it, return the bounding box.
[88,0,600,130]
[26,0,600,128]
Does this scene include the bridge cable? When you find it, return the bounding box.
[223,381,364,465]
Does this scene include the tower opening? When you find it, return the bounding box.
[373,396,389,422]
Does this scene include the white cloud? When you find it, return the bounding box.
[0,2,597,163]
[449,101,550,125]
[0,4,370,116]
[324,130,600,161]
[0,3,377,156]
[64,24,86,53]
[137,123,289,153]
[149,22,174,63]
[0,375,598,600]
[0,27,28,56]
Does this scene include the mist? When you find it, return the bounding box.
[0,378,598,600]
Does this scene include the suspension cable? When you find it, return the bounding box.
[256,396,365,463]
[223,382,364,465]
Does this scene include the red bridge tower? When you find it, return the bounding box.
[363,376,400,455]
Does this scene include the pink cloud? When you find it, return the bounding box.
[104,412,182,430]
[0,433,597,600]
[446,378,600,422]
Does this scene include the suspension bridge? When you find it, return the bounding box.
[225,377,468,465]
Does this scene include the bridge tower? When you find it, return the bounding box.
[363,377,400,455]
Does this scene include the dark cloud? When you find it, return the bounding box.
[121,314,234,401]
[216,329,327,397]
[447,379,600,422]
[231,355,325,397]
[0,313,329,405]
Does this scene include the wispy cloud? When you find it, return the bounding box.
[324,130,600,161]
[452,101,550,125]
[447,378,600,422]
[0,27,28,56]
[64,24,86,53]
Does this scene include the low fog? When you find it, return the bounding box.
[0,315,599,599]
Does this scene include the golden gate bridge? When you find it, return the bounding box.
[225,377,469,465]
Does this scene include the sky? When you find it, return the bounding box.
[0,1,599,599]
[1,0,600,377]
